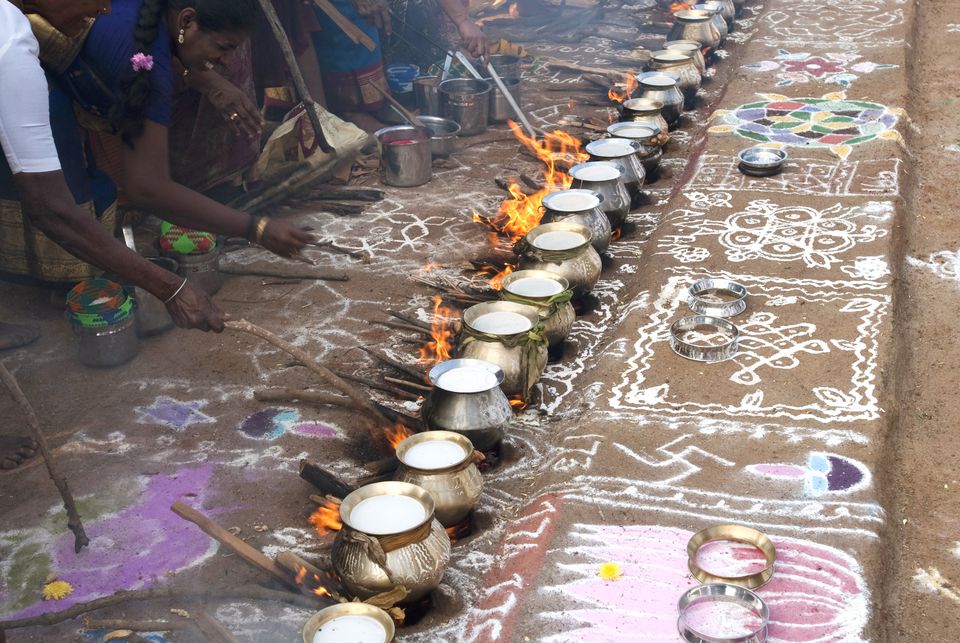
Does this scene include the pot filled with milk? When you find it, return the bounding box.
[500,269,575,347]
[515,222,602,297]
[423,358,513,450]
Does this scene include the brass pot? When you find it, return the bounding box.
[540,189,612,253]
[605,122,664,180]
[647,49,702,109]
[423,358,512,450]
[668,9,721,56]
[635,72,684,128]
[302,603,395,643]
[333,482,451,603]
[620,98,670,135]
[516,222,602,297]
[663,40,707,74]
[395,431,482,527]
[501,270,575,347]
[458,301,547,398]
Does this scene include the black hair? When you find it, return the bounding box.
[109,0,258,147]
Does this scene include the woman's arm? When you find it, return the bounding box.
[436,0,486,60]
[183,69,262,140]
[120,120,311,257]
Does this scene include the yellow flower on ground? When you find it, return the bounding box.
[41,580,73,601]
[598,562,622,581]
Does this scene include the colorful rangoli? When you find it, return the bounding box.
[709,91,905,159]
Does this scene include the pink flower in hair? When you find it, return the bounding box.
[130,52,154,72]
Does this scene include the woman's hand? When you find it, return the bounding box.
[353,0,391,33]
[457,20,487,61]
[165,282,226,332]
[204,75,263,140]
[259,219,314,257]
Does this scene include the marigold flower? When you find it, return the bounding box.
[598,562,622,581]
[42,580,73,600]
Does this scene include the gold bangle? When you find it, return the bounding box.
[253,216,270,245]
[686,524,776,589]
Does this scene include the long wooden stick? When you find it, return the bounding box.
[368,83,425,127]
[0,585,317,631]
[255,387,360,410]
[194,611,242,643]
[0,363,88,552]
[313,0,377,51]
[226,320,390,425]
[170,501,297,590]
[299,460,356,498]
[255,0,334,152]
[360,346,424,382]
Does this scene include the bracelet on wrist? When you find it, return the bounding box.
[163,277,189,304]
[253,216,270,245]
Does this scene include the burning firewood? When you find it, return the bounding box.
[299,460,356,498]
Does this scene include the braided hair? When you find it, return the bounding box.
[109,0,258,147]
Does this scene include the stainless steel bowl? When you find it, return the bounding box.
[737,146,787,176]
[418,115,460,158]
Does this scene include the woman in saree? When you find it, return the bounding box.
[0,0,312,284]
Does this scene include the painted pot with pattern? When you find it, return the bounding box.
[332,482,451,603]
[516,222,602,297]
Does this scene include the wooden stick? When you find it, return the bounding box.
[383,376,432,392]
[329,369,420,401]
[360,347,424,382]
[82,618,189,631]
[373,320,432,336]
[220,265,349,281]
[194,611,242,643]
[275,551,331,585]
[363,455,400,475]
[0,585,318,630]
[368,83,425,127]
[226,320,389,425]
[0,363,88,552]
[312,0,377,50]
[170,501,297,589]
[255,0,333,153]
[255,387,360,410]
[387,310,432,330]
[305,186,384,201]
[299,460,356,498]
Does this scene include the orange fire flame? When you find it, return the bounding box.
[474,121,588,242]
[385,421,414,450]
[611,227,622,241]
[308,497,343,536]
[476,264,515,290]
[608,73,639,103]
[418,295,457,366]
[509,395,527,410]
[294,565,333,597]
[669,1,693,12]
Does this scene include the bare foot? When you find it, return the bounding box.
[0,436,39,470]
[0,322,40,351]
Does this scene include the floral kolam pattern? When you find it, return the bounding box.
[743,50,897,88]
[710,91,905,159]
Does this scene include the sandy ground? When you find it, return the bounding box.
[1,0,958,640]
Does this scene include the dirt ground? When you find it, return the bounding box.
[1,0,958,640]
